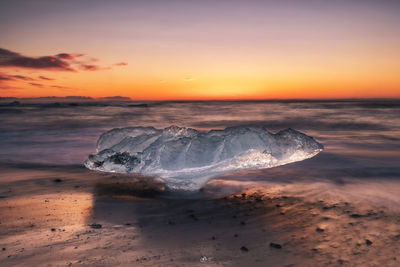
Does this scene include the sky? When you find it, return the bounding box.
[0,0,400,100]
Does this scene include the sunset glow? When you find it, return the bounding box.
[1,0,399,100]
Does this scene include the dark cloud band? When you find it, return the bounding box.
[0,48,76,71]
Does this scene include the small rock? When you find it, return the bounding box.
[53,178,63,183]
[51,228,56,232]
[211,236,216,240]
[240,221,246,225]
[2,248,5,251]
[234,234,238,238]
[365,239,373,246]
[89,223,102,229]
[350,214,362,218]
[337,259,345,265]
[189,214,198,221]
[240,246,249,252]
[316,227,324,232]
[270,242,282,249]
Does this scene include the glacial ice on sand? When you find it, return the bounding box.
[84,125,323,191]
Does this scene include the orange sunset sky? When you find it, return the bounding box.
[0,0,400,100]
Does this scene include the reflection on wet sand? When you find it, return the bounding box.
[1,164,400,266]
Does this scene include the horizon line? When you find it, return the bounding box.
[1,96,400,102]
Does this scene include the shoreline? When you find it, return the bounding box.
[1,165,400,266]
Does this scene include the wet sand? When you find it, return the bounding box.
[1,164,400,267]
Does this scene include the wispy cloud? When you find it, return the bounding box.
[0,48,125,73]
[114,62,128,66]
[51,85,73,90]
[0,73,13,81]
[56,53,85,60]
[79,64,104,71]
[0,48,129,93]
[29,82,44,87]
[13,75,35,81]
[0,48,76,71]
[0,73,35,81]
[38,76,55,81]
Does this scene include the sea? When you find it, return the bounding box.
[1,98,399,196]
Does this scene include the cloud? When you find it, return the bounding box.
[0,85,22,91]
[79,64,110,71]
[29,83,44,87]
[114,62,128,66]
[51,85,69,89]
[0,73,35,81]
[0,71,74,90]
[0,73,13,81]
[0,48,121,73]
[0,48,76,71]
[38,76,55,81]
[13,75,35,81]
[80,64,101,71]
[56,53,85,60]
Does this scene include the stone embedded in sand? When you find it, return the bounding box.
[270,242,282,249]
[240,246,249,252]
[85,125,323,191]
[89,223,102,229]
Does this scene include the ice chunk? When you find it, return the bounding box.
[85,125,323,191]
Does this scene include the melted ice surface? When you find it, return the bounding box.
[85,126,323,191]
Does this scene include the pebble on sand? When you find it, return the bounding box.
[89,223,102,229]
[240,246,249,252]
[270,242,282,249]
